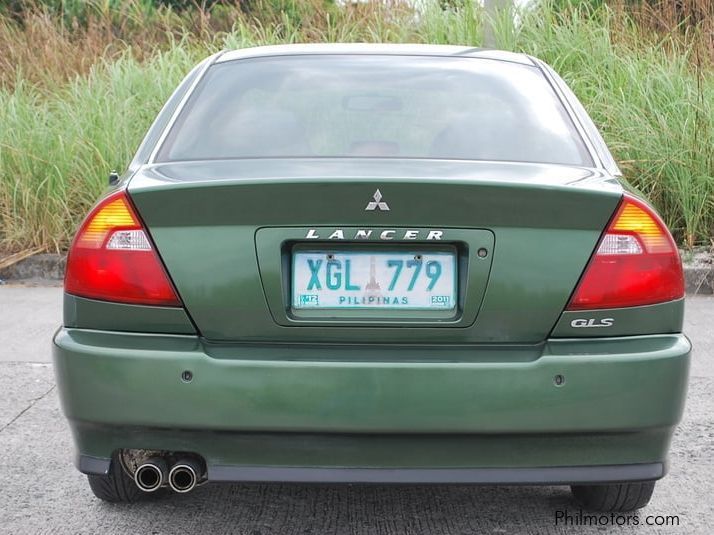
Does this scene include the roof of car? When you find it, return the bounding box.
[216,43,535,66]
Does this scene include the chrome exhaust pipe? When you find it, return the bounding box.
[134,457,167,492]
[168,458,201,493]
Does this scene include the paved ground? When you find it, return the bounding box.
[0,287,712,534]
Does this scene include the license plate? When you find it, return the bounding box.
[292,250,457,310]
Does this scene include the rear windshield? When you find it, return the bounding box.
[156,55,593,166]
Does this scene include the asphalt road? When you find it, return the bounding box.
[1,286,712,535]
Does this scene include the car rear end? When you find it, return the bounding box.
[52,45,690,510]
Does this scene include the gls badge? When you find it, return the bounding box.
[570,318,615,328]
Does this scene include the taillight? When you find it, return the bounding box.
[567,194,684,310]
[65,190,181,307]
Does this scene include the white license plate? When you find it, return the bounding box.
[292,251,456,310]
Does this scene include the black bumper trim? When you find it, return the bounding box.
[208,463,665,485]
[76,454,111,476]
[77,455,665,484]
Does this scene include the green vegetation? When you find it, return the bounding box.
[0,0,712,252]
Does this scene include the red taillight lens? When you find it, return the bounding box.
[65,191,181,307]
[567,194,684,310]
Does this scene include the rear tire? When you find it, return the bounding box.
[570,481,655,512]
[87,455,145,503]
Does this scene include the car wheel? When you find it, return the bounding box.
[571,482,655,512]
[87,455,146,503]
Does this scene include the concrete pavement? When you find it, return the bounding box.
[0,285,61,363]
[0,287,712,534]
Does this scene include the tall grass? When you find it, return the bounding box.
[0,0,712,252]
[0,46,200,251]
[508,5,714,247]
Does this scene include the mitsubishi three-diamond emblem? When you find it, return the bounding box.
[365,189,390,211]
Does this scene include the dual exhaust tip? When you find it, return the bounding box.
[134,457,201,494]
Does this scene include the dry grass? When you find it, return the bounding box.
[0,0,416,91]
[631,0,713,58]
[0,2,191,91]
[2,1,710,92]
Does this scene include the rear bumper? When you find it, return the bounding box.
[78,453,666,485]
[53,329,690,483]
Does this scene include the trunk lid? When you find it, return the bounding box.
[128,158,621,343]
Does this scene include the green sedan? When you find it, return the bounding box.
[53,44,690,511]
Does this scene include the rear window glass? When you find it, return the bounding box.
[156,55,593,166]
